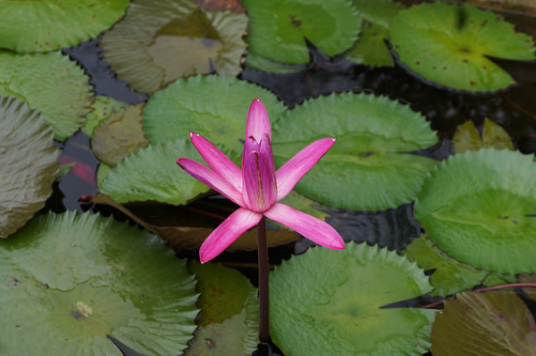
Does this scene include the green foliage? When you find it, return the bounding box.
[453,118,514,154]
[415,149,536,274]
[0,211,199,356]
[271,243,435,355]
[0,97,59,238]
[272,92,438,211]
[389,2,536,92]
[243,0,361,64]
[99,139,210,205]
[0,50,93,141]
[143,75,286,160]
[0,0,129,52]
[82,96,128,137]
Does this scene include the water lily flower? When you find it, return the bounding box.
[177,98,345,263]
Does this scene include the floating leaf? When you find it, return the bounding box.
[184,262,258,355]
[89,194,299,251]
[99,139,210,205]
[389,2,536,92]
[244,50,306,74]
[414,149,536,274]
[431,291,536,356]
[0,211,199,355]
[271,243,435,355]
[453,118,513,153]
[82,96,128,137]
[91,104,150,167]
[101,0,248,94]
[0,0,129,53]
[243,0,361,64]
[0,97,59,238]
[404,235,515,296]
[272,92,438,212]
[143,75,286,158]
[345,0,403,67]
[195,0,245,13]
[0,50,93,141]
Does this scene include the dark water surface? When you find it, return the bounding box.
[54,8,536,355]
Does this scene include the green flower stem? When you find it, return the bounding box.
[257,217,270,343]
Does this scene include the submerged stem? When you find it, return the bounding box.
[257,217,270,343]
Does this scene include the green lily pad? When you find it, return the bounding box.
[453,118,514,154]
[184,262,258,355]
[389,2,536,92]
[243,0,362,64]
[100,0,248,94]
[0,97,59,238]
[0,50,93,141]
[431,291,536,356]
[143,75,286,159]
[0,211,199,355]
[82,96,128,137]
[270,243,435,355]
[244,50,306,74]
[89,194,300,251]
[414,148,536,274]
[272,92,438,212]
[0,0,129,53]
[404,235,515,296]
[344,0,403,67]
[99,139,210,205]
[91,104,150,167]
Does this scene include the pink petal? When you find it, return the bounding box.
[242,151,263,212]
[189,131,242,191]
[257,135,277,208]
[246,98,271,142]
[242,136,259,169]
[177,158,244,207]
[200,208,263,263]
[264,203,345,249]
[276,138,336,201]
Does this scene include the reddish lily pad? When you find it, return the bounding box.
[0,97,59,238]
[101,0,248,94]
[91,104,150,167]
[89,194,300,251]
[431,291,536,356]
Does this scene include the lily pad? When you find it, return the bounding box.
[0,211,199,355]
[0,50,93,141]
[453,118,513,154]
[0,0,129,53]
[243,0,361,64]
[91,104,150,167]
[0,97,59,238]
[272,92,438,212]
[345,0,403,67]
[270,243,435,355]
[184,262,258,355]
[389,2,536,92]
[431,291,536,356]
[404,235,515,296]
[82,96,128,137]
[89,194,300,250]
[414,148,536,274]
[100,0,248,94]
[99,139,210,205]
[143,75,286,159]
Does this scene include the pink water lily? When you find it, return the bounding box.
[177,98,345,263]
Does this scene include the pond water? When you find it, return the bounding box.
[49,4,536,356]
